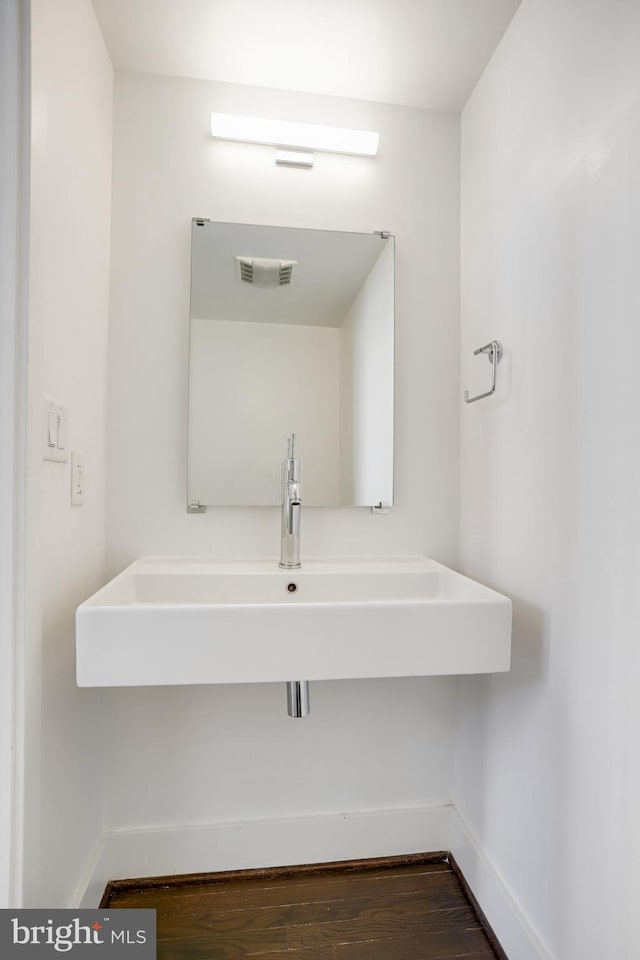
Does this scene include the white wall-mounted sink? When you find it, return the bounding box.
[76,556,511,687]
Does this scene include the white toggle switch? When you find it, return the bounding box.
[43,399,69,462]
[71,451,85,505]
[47,411,58,447]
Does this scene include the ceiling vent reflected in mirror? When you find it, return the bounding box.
[234,256,297,288]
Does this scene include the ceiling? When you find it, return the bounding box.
[191,221,387,327]
[91,0,522,112]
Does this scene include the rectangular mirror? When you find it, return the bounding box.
[187,220,394,507]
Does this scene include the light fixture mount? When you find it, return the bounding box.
[275,148,315,168]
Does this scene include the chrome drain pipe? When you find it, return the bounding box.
[286,681,310,718]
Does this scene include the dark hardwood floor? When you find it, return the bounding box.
[102,854,504,960]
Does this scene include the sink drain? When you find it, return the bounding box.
[286,582,298,593]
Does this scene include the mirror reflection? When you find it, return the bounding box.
[188,220,394,507]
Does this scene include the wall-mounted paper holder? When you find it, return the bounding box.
[464,340,503,403]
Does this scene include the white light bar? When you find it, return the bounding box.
[211,113,379,158]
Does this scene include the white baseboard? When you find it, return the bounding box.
[75,804,554,960]
[449,808,552,960]
[76,804,453,908]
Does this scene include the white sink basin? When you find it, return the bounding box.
[76,556,511,686]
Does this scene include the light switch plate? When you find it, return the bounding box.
[71,451,85,505]
[43,399,69,462]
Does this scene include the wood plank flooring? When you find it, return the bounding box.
[102,855,504,960]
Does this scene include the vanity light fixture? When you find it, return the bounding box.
[210,113,379,167]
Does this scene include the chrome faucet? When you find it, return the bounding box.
[279,433,302,569]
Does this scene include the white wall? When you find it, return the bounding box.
[108,73,460,566]
[341,240,394,505]
[105,73,460,866]
[24,0,112,906]
[455,1,640,957]
[189,318,341,505]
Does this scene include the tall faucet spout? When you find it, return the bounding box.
[279,434,302,569]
